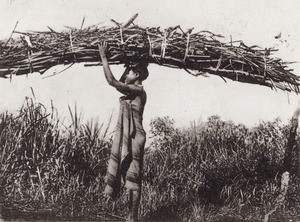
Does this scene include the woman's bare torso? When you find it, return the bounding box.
[120,88,147,136]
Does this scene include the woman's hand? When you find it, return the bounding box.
[98,41,108,59]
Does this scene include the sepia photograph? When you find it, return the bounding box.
[0,0,300,221]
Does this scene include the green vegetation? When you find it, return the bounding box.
[0,98,299,221]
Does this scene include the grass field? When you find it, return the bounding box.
[0,98,299,221]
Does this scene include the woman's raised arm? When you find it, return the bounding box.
[98,42,143,95]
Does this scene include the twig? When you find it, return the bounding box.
[4,21,19,47]
[122,13,139,28]
[80,15,86,30]
[106,212,124,220]
[42,63,75,79]
[47,26,58,33]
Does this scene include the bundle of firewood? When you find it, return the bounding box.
[0,14,299,92]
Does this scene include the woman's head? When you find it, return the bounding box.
[121,64,149,84]
[131,65,149,81]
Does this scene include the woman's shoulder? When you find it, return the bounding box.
[133,84,146,95]
[137,85,146,98]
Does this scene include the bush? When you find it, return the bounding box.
[1,101,300,221]
[142,115,300,221]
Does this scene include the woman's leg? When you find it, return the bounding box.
[127,131,145,221]
[127,188,141,222]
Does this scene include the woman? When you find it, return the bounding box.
[98,42,148,222]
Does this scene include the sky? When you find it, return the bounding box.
[0,0,300,136]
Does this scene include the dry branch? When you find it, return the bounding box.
[0,15,299,93]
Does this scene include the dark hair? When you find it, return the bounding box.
[131,64,149,81]
[120,63,149,82]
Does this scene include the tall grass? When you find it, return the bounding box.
[0,99,299,221]
[0,98,116,220]
[143,116,300,221]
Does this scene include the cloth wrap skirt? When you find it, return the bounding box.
[104,99,146,198]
